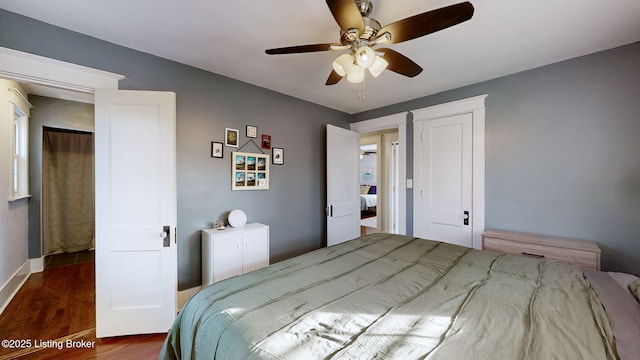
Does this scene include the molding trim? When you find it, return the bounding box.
[350,112,406,133]
[412,94,487,249]
[350,112,408,235]
[8,87,33,113]
[30,257,45,273]
[0,47,124,93]
[411,94,488,121]
[0,261,30,316]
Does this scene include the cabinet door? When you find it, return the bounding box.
[242,228,269,274]
[213,233,243,282]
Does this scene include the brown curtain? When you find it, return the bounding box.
[42,129,94,255]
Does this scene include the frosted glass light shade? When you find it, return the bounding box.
[228,209,247,228]
[346,67,365,83]
[355,46,376,69]
[332,54,355,77]
[368,56,389,77]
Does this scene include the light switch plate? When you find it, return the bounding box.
[406,179,413,188]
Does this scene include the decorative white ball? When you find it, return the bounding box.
[228,209,247,228]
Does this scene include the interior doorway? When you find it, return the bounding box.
[350,112,407,236]
[359,129,399,235]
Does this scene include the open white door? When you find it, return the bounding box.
[326,124,360,246]
[95,89,177,338]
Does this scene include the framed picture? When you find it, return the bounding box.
[362,167,374,181]
[246,125,257,138]
[231,151,269,190]
[211,141,223,158]
[272,147,284,165]
[225,128,239,147]
[261,134,271,150]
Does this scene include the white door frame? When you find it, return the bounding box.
[351,113,407,235]
[411,95,487,249]
[0,47,123,94]
[0,46,124,271]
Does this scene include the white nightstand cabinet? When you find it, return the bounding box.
[202,223,269,286]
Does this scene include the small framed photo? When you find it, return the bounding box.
[225,128,239,147]
[272,147,284,165]
[235,154,246,170]
[261,134,271,150]
[211,141,223,158]
[246,125,257,138]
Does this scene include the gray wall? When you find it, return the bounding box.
[353,42,640,276]
[1,10,351,289]
[4,8,638,283]
[28,95,95,259]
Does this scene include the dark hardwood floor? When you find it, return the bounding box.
[0,260,166,359]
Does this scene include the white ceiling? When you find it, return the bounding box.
[2,0,639,114]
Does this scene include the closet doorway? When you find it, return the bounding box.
[42,127,95,264]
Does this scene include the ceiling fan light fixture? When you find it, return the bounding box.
[332,53,355,77]
[346,66,365,83]
[355,46,376,69]
[368,55,388,77]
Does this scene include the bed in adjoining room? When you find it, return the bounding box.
[160,233,640,360]
[360,185,377,221]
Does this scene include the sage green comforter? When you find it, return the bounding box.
[160,233,618,359]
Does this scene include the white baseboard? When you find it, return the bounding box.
[178,286,202,311]
[30,257,44,273]
[0,260,31,316]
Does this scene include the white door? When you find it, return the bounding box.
[95,89,177,338]
[326,124,360,246]
[414,113,473,247]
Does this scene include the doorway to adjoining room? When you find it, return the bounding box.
[359,130,399,236]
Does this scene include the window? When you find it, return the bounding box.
[8,88,31,201]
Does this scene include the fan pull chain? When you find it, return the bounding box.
[357,76,366,102]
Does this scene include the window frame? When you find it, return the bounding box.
[8,87,31,201]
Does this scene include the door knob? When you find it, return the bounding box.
[463,211,469,226]
[161,226,171,247]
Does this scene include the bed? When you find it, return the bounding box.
[359,194,376,211]
[160,233,640,359]
[360,185,376,217]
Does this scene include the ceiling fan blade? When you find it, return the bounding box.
[326,0,365,34]
[377,2,474,44]
[378,48,423,78]
[265,43,338,55]
[325,70,344,85]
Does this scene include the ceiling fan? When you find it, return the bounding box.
[265,0,474,85]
